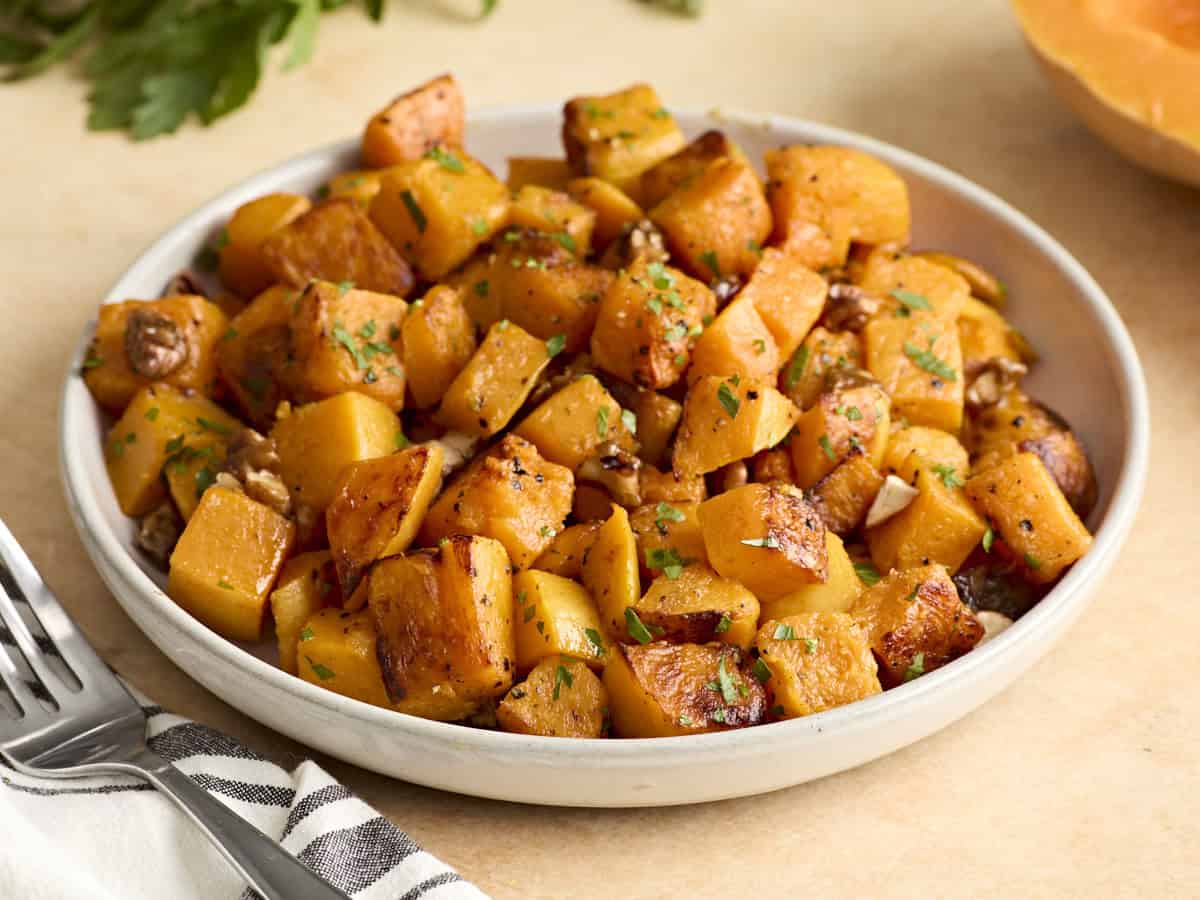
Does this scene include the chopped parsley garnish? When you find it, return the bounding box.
[394,430,409,450]
[621,409,637,434]
[539,525,556,538]
[216,578,234,590]
[596,406,609,438]
[551,231,577,253]
[1024,552,1042,571]
[220,326,238,343]
[645,547,690,579]
[81,351,105,370]
[646,297,663,315]
[400,189,427,233]
[425,145,465,173]
[194,465,217,497]
[931,463,964,488]
[650,107,671,119]
[751,658,773,683]
[545,333,567,357]
[358,319,376,339]
[496,319,510,332]
[585,628,607,657]
[785,345,810,390]
[772,623,797,641]
[646,261,675,290]
[678,714,693,726]
[474,280,489,297]
[299,626,314,642]
[891,289,932,313]
[663,322,688,342]
[144,406,160,422]
[906,584,921,603]
[700,249,721,277]
[804,637,818,654]
[653,502,685,534]
[471,219,488,236]
[903,652,925,682]
[716,656,740,704]
[982,526,995,553]
[818,434,835,460]
[307,657,336,681]
[553,663,574,700]
[740,536,780,549]
[336,280,354,296]
[903,338,957,382]
[747,238,763,256]
[332,322,369,370]
[845,406,863,421]
[194,416,229,436]
[624,607,656,644]
[714,614,732,634]
[753,338,767,355]
[717,381,740,419]
[523,605,537,624]
[853,561,881,586]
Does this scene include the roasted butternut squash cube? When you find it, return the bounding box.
[270,550,340,674]
[297,607,395,708]
[883,425,970,484]
[322,169,384,209]
[215,285,298,427]
[639,466,707,504]
[629,501,708,582]
[497,657,607,738]
[401,285,477,409]
[740,248,828,360]
[765,146,909,269]
[806,452,885,535]
[261,199,414,298]
[326,444,445,595]
[649,157,772,281]
[566,177,643,249]
[779,326,863,412]
[790,384,890,489]
[515,375,635,470]
[581,504,641,639]
[756,612,881,717]
[590,259,715,389]
[532,522,601,578]
[957,296,1026,373]
[271,392,401,512]
[167,487,295,642]
[218,193,312,298]
[369,535,515,719]
[964,452,1092,583]
[864,315,964,432]
[83,296,229,414]
[506,156,573,191]
[638,129,744,210]
[673,375,796,475]
[513,570,607,671]
[698,483,827,601]
[288,281,408,410]
[361,74,465,168]
[370,149,509,280]
[751,446,796,484]
[631,564,758,651]
[444,255,503,332]
[604,642,766,737]
[436,321,552,437]
[687,294,781,383]
[573,485,615,522]
[420,435,573,569]
[506,186,596,258]
[866,467,988,574]
[162,432,228,523]
[761,531,863,618]
[105,384,240,517]
[612,388,681,466]
[857,251,969,322]
[850,565,983,687]
[562,84,687,196]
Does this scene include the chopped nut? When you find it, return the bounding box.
[135,503,182,569]
[822,283,879,332]
[864,474,920,528]
[577,441,642,507]
[243,469,293,517]
[124,308,189,378]
[225,427,280,479]
[162,269,208,299]
[976,610,1014,644]
[599,218,670,269]
[214,472,243,493]
[424,430,480,479]
[712,460,748,494]
[711,274,743,306]
[965,357,1028,409]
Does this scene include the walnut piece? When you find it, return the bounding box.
[711,274,743,306]
[135,503,182,569]
[864,475,920,528]
[124,308,188,378]
[822,283,880,332]
[965,357,1028,409]
[712,460,748,494]
[576,441,642,507]
[243,469,293,517]
[600,218,670,269]
[162,269,208,299]
[220,427,291,516]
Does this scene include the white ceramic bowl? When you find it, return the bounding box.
[59,106,1149,807]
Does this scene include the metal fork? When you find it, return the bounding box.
[0,519,351,900]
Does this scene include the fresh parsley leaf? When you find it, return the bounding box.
[596,406,609,438]
[474,280,489,297]
[545,333,567,357]
[425,145,465,173]
[804,637,818,654]
[772,623,797,641]
[585,628,606,657]
[400,189,427,233]
[903,652,925,682]
[1024,552,1042,571]
[853,561,881,586]
[982,526,995,553]
[307,656,336,680]
[752,658,773,683]
[785,345,810,390]
[621,408,637,435]
[551,231,577,253]
[717,381,740,419]
[653,502,685,534]
[700,249,720,277]
[891,289,932,312]
[716,656,739,704]
[740,536,780,549]
[715,614,732,634]
[553,663,574,700]
[624,607,655,644]
[903,339,957,382]
[144,406,160,422]
[931,463,963,488]
[645,547,690,580]
[299,626,314,642]
[818,434,835,460]
[216,578,234,590]
[195,417,231,436]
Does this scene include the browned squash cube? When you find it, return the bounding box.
[515,374,636,470]
[603,642,767,737]
[322,169,384,209]
[590,259,715,389]
[672,375,796,476]
[566,177,644,250]
[297,607,395,709]
[964,451,1092,583]
[168,487,295,642]
[629,501,708,582]
[289,281,408,411]
[639,466,707,504]
[883,425,970,484]
[957,296,1027,373]
[778,327,863,412]
[755,612,881,717]
[790,383,891,489]
[497,657,608,738]
[630,564,759,651]
[369,535,514,720]
[270,550,340,674]
[218,193,311,298]
[761,531,864,618]
[850,565,983,687]
[866,467,988,574]
[580,504,641,639]
[639,129,744,210]
[420,434,574,569]
[443,254,502,332]
[361,74,465,168]
[370,148,509,280]
[435,320,552,437]
[401,285,477,409]
[513,570,607,671]
[325,444,445,595]
[751,446,797,485]
[532,522,601,578]
[698,483,828,601]
[271,392,402,512]
[163,429,229,523]
[864,314,964,433]
[687,294,781,384]
[506,156,573,191]
[506,185,596,258]
[805,451,885,535]
[105,384,241,517]
[649,157,772,281]
[216,285,298,428]
[83,295,229,414]
[740,248,828,360]
[562,84,687,196]
[857,250,970,322]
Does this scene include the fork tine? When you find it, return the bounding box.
[0,561,68,708]
[0,611,47,720]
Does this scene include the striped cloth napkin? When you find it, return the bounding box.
[0,693,488,900]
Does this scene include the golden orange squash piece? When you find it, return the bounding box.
[497,657,608,738]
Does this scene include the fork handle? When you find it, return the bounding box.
[129,750,353,900]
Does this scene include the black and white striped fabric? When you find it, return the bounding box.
[0,696,488,900]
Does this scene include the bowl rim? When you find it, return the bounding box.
[58,103,1150,768]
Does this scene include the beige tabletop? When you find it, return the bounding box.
[2,0,1198,896]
